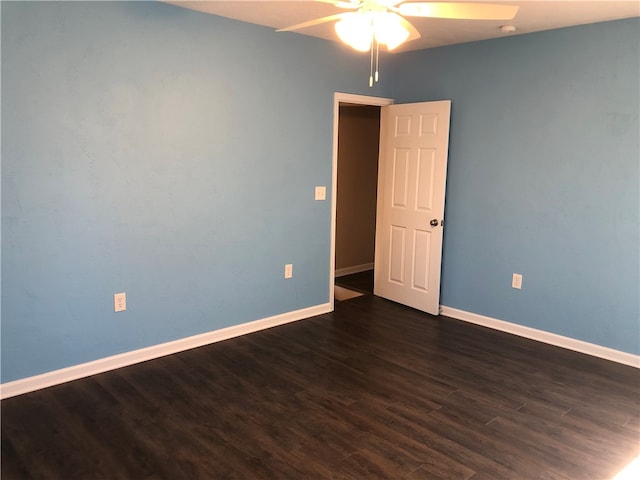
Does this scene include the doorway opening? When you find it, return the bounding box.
[330,93,393,306]
[331,95,451,313]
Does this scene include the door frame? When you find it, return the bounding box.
[329,92,393,309]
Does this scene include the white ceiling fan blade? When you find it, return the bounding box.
[397,2,519,20]
[193,0,345,2]
[167,0,357,4]
[283,0,359,8]
[307,0,359,7]
[331,0,361,8]
[398,15,421,42]
[277,13,349,32]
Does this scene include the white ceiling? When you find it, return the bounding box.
[164,0,639,52]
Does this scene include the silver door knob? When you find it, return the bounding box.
[430,219,439,227]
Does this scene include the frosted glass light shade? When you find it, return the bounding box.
[373,12,409,51]
[335,11,410,52]
[335,14,374,52]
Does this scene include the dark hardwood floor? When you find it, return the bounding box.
[2,295,639,479]
[336,270,374,295]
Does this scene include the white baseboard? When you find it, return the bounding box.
[1,303,332,400]
[335,263,373,277]
[4,302,636,400]
[440,306,640,368]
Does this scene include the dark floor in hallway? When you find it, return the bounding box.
[336,269,374,295]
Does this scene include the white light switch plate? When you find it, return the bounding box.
[315,186,326,201]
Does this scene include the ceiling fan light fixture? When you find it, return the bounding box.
[277,0,521,87]
[335,10,410,52]
[373,12,410,51]
[335,14,374,52]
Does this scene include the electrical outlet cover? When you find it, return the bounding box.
[114,292,126,312]
[512,274,523,290]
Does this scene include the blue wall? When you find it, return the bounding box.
[393,18,639,354]
[2,2,638,384]
[1,1,390,382]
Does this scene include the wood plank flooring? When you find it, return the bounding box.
[2,296,639,479]
[336,270,374,295]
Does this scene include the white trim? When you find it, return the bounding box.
[1,303,331,400]
[335,263,374,277]
[440,306,640,368]
[4,302,636,399]
[330,92,393,310]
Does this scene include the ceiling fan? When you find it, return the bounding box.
[276,0,519,85]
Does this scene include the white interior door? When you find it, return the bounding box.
[374,100,451,315]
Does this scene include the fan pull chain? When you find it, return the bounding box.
[369,36,374,87]
[375,40,379,83]
[369,39,381,87]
